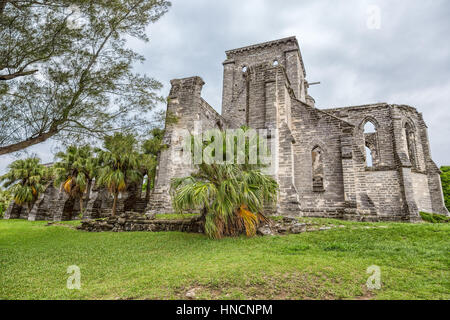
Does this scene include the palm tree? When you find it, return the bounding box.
[53,146,97,217]
[141,128,166,201]
[139,153,158,201]
[0,158,49,213]
[97,133,142,216]
[171,163,278,239]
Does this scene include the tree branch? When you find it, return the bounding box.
[0,69,38,80]
[0,128,58,155]
[0,0,7,15]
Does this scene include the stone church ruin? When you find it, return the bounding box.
[4,36,448,222]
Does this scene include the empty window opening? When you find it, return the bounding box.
[365,146,373,167]
[273,60,279,66]
[364,122,376,133]
[363,120,378,168]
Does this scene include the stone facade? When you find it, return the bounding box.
[4,36,448,222]
[148,36,448,222]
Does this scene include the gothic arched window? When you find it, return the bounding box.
[363,121,379,168]
[312,146,324,192]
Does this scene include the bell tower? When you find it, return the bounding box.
[221,36,307,128]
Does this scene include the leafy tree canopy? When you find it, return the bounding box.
[96,132,142,216]
[53,145,97,215]
[0,157,51,211]
[0,0,171,155]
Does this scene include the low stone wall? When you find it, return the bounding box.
[78,213,396,237]
[77,212,204,233]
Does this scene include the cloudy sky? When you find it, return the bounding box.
[1,0,449,173]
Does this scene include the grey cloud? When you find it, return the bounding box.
[1,0,449,174]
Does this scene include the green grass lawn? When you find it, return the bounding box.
[0,218,449,300]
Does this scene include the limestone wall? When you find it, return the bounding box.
[411,172,433,213]
[291,100,348,213]
[364,170,404,217]
[147,77,224,214]
[222,37,306,128]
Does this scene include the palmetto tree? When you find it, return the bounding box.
[139,153,158,202]
[54,146,97,216]
[171,163,278,239]
[141,128,166,201]
[97,133,142,216]
[0,158,49,213]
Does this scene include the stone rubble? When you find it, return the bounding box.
[77,212,203,233]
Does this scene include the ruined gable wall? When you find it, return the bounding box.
[324,104,397,168]
[323,104,442,218]
[323,104,404,217]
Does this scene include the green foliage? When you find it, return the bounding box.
[53,145,97,216]
[140,128,165,194]
[0,188,12,218]
[171,163,278,239]
[97,133,142,216]
[171,127,278,239]
[420,212,450,224]
[0,158,50,211]
[172,164,278,239]
[440,166,450,211]
[142,128,166,156]
[186,126,270,171]
[0,0,171,155]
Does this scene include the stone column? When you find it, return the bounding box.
[28,183,57,221]
[268,68,300,216]
[221,59,236,126]
[340,126,357,214]
[284,49,303,101]
[146,77,204,215]
[390,106,420,221]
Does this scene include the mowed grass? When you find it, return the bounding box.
[0,219,449,300]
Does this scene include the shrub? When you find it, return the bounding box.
[0,189,12,218]
[0,203,5,218]
[441,166,450,211]
[420,212,450,223]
